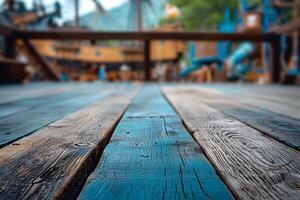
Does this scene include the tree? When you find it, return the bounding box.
[170,0,238,30]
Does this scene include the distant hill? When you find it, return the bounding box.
[79,0,168,31]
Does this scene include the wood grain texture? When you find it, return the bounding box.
[181,87,300,150]
[0,85,90,119]
[0,83,75,105]
[79,85,233,200]
[197,84,300,120]
[0,84,140,200]
[0,84,114,148]
[162,86,300,200]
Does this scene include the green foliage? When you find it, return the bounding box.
[170,0,239,30]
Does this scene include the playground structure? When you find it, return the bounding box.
[184,0,300,83]
[1,2,300,199]
[0,0,299,84]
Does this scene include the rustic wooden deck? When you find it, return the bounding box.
[0,83,299,200]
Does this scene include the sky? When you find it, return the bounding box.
[1,0,128,20]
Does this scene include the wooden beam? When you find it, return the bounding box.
[0,57,27,67]
[144,39,151,81]
[22,39,60,81]
[271,20,300,34]
[12,28,281,83]
[15,29,275,42]
[272,0,300,8]
[7,0,14,11]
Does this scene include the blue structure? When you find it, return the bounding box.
[227,43,256,77]
[180,57,223,78]
[98,66,107,80]
[183,0,299,80]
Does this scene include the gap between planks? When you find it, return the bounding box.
[0,84,136,148]
[0,84,141,200]
[175,86,300,151]
[162,86,300,200]
[78,85,233,200]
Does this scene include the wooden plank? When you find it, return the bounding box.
[0,82,117,118]
[0,57,27,67]
[163,86,300,200]
[0,83,72,105]
[0,84,124,148]
[15,29,275,42]
[238,86,300,108]
[197,84,300,120]
[78,85,233,200]
[0,85,88,118]
[270,20,300,34]
[182,87,300,150]
[0,85,140,199]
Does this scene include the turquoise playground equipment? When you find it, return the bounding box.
[182,0,298,80]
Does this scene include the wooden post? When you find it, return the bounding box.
[7,0,14,11]
[75,0,80,28]
[270,34,281,83]
[144,39,151,81]
[136,0,143,31]
[3,34,16,58]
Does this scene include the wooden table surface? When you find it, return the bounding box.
[0,82,299,200]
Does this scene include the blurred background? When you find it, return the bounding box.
[0,0,299,84]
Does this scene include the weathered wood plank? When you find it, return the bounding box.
[0,85,140,200]
[163,86,300,200]
[182,87,300,150]
[0,86,89,119]
[198,84,300,120]
[0,83,135,148]
[0,85,112,148]
[0,82,120,118]
[78,85,233,200]
[0,83,75,105]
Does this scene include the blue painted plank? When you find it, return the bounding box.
[0,85,112,148]
[78,85,233,200]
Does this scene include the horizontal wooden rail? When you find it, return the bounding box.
[0,25,14,36]
[0,25,282,83]
[270,20,300,34]
[15,29,275,42]
[0,57,27,66]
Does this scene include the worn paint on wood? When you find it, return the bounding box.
[197,84,300,120]
[182,87,300,150]
[0,86,93,119]
[0,83,71,104]
[0,86,139,200]
[163,86,300,200]
[0,85,113,148]
[79,85,233,200]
